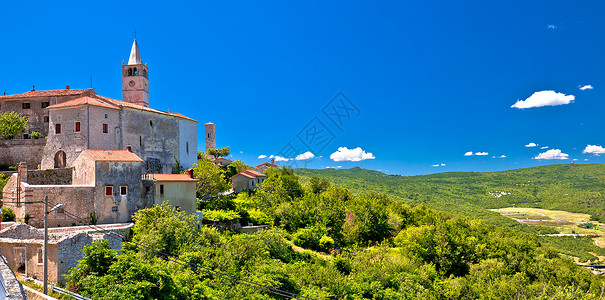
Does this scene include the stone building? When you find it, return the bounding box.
[231,170,266,193]
[148,173,198,215]
[3,150,154,227]
[0,223,131,285]
[0,39,198,174]
[255,159,278,173]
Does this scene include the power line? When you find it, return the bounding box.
[46,201,314,300]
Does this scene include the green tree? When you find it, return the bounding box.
[225,159,252,179]
[132,201,201,257]
[0,111,28,140]
[194,155,229,202]
[206,146,230,161]
[308,177,331,194]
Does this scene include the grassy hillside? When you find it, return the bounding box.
[295,164,605,233]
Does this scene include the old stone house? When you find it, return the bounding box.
[3,149,153,227]
[0,39,198,174]
[255,159,278,174]
[0,223,130,285]
[231,170,266,193]
[147,173,198,215]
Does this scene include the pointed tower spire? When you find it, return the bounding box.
[128,39,143,65]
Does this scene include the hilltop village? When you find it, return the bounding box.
[0,40,274,290]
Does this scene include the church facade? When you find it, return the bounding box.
[0,40,198,173]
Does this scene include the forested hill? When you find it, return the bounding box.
[295,164,605,227]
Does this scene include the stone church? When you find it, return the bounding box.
[0,39,198,173]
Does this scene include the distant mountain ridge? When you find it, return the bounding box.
[295,164,605,230]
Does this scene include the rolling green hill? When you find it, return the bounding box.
[295,164,605,233]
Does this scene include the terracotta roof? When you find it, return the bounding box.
[81,149,143,162]
[232,169,266,179]
[150,174,198,182]
[0,88,95,100]
[46,94,197,122]
[256,162,278,168]
[46,96,119,110]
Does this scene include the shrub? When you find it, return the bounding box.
[203,209,240,221]
[30,131,41,139]
[292,226,323,251]
[24,214,30,224]
[1,207,15,222]
[319,235,334,252]
[247,208,272,225]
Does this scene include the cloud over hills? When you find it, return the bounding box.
[330,147,375,162]
[583,145,605,155]
[533,149,569,160]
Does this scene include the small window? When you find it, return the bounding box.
[128,69,133,76]
[22,102,31,109]
[160,184,164,195]
[105,186,113,196]
[103,123,108,133]
[207,133,211,138]
[134,68,138,76]
[120,186,127,196]
[55,123,61,134]
[43,116,49,123]
[149,120,153,127]
[41,101,50,108]
[104,113,108,119]
[37,248,43,265]
[175,206,181,212]
[186,141,189,154]
[140,135,143,147]
[75,122,81,132]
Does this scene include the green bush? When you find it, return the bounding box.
[292,226,323,250]
[318,235,334,252]
[247,208,272,225]
[0,111,28,140]
[203,209,240,221]
[30,131,41,139]
[1,207,15,222]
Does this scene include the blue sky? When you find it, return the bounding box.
[1,0,605,175]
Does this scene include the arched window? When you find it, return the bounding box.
[134,68,138,76]
[128,68,133,76]
[54,151,66,168]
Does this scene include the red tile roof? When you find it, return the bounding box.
[232,169,267,179]
[46,96,120,110]
[81,149,143,162]
[149,174,198,182]
[46,94,197,122]
[0,89,95,100]
[256,162,278,168]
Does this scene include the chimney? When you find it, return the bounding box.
[17,162,28,182]
[126,145,132,152]
[31,85,35,91]
[187,169,194,179]
[271,158,275,165]
[66,85,70,90]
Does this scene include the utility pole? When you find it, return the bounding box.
[43,196,48,295]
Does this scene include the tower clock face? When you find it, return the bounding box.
[129,80,135,87]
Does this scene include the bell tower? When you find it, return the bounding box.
[122,39,149,107]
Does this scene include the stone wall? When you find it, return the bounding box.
[56,232,91,285]
[94,161,142,224]
[0,255,28,299]
[0,139,46,169]
[25,168,73,185]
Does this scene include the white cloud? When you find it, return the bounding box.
[579,85,593,91]
[325,166,342,169]
[547,24,557,29]
[431,164,439,167]
[269,155,291,162]
[582,145,605,155]
[533,149,569,160]
[475,152,489,156]
[525,142,538,147]
[432,163,446,167]
[464,151,473,156]
[295,151,315,160]
[540,146,549,149]
[585,159,589,161]
[258,155,267,159]
[511,90,575,109]
[330,147,375,162]
[441,163,445,166]
[499,155,507,158]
